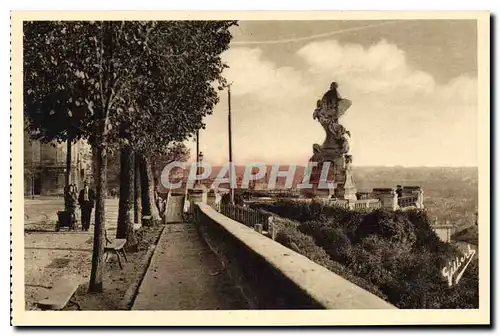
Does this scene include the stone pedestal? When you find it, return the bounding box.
[188,187,207,203]
[187,185,208,214]
[372,188,398,211]
[336,169,357,201]
[206,189,223,210]
[306,153,357,201]
[206,190,217,208]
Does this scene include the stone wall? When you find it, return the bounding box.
[195,203,395,310]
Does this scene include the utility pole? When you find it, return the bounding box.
[31,141,35,199]
[195,130,199,186]
[226,82,234,204]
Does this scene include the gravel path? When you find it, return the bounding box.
[132,223,248,310]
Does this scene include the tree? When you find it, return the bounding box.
[122,21,236,225]
[24,21,160,292]
[23,22,87,201]
[149,143,190,220]
[24,20,237,293]
[151,142,190,188]
[115,141,136,248]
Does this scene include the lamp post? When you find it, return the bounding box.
[225,82,234,204]
[31,141,35,199]
[198,151,204,187]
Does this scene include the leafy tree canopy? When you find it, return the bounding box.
[24,20,237,149]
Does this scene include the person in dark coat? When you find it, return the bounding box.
[65,184,78,230]
[78,181,95,231]
[396,185,403,198]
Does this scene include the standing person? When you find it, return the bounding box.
[65,184,78,230]
[396,185,403,198]
[71,184,80,224]
[78,181,95,231]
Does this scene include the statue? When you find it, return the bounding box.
[313,143,321,154]
[416,189,424,209]
[345,154,353,170]
[339,154,357,201]
[322,82,341,113]
[307,82,357,200]
[312,83,352,155]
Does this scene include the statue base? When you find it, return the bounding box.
[304,154,357,201]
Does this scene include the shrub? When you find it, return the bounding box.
[252,201,478,309]
[299,220,353,264]
[274,221,387,301]
[404,209,443,249]
[354,209,417,247]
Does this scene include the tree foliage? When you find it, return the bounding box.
[24,22,86,143]
[23,20,237,292]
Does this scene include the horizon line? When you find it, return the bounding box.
[184,161,478,169]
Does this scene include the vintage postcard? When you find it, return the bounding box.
[11,11,490,326]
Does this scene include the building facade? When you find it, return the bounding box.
[24,131,92,196]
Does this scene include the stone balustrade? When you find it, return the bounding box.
[195,202,396,310]
[219,202,271,231]
[397,195,418,208]
[353,199,382,211]
[371,188,398,210]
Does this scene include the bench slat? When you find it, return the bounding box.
[105,239,126,251]
[37,275,82,310]
[114,239,126,249]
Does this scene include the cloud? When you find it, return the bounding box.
[298,39,435,94]
[297,39,477,105]
[192,40,478,167]
[438,75,478,104]
[222,47,314,101]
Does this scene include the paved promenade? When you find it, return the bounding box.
[132,223,248,310]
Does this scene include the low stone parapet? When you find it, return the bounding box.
[195,203,395,310]
[372,188,398,211]
[352,199,381,211]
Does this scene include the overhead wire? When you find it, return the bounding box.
[231,20,403,46]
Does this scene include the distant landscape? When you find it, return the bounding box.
[225,165,478,230]
[155,164,478,236]
[352,166,478,232]
[247,166,479,309]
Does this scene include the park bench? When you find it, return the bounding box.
[142,215,153,226]
[133,222,142,233]
[37,275,82,310]
[104,230,128,270]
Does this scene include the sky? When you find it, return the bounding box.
[188,20,478,167]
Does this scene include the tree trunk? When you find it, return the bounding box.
[116,146,135,240]
[134,152,142,224]
[89,145,107,293]
[64,137,72,210]
[139,154,160,224]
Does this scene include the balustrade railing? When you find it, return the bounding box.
[219,202,271,231]
[353,199,381,210]
[398,195,417,208]
[327,200,349,208]
[356,192,374,200]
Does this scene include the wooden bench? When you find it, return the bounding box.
[37,275,82,310]
[133,223,142,233]
[104,230,128,269]
[142,215,153,226]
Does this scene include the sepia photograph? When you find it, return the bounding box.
[10,11,490,326]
